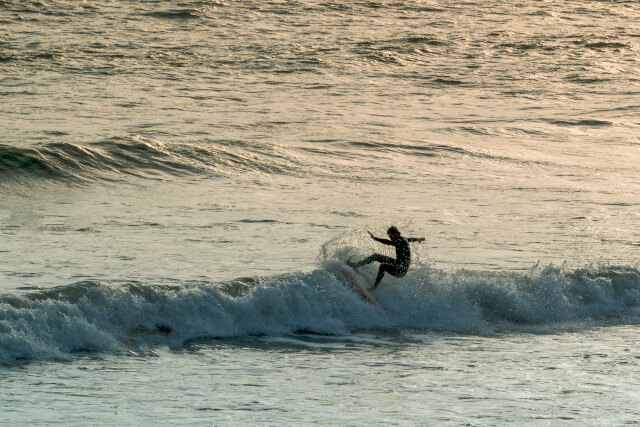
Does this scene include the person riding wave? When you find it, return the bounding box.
[347,226,424,290]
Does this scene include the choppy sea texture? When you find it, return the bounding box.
[1,0,639,184]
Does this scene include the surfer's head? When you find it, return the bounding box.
[387,226,401,239]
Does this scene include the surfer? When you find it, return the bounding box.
[347,226,424,290]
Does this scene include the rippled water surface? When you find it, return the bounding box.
[1,0,640,424]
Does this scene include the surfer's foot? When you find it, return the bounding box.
[346,257,357,268]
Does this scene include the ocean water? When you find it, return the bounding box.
[2,0,640,424]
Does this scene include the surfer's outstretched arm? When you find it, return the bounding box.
[408,237,425,243]
[368,230,394,245]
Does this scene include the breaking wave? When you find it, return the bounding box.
[1,260,639,365]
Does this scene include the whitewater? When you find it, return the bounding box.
[2,0,640,424]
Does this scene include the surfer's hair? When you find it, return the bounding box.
[387,226,400,236]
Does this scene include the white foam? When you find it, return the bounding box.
[1,262,639,364]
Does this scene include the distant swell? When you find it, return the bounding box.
[0,137,310,183]
[1,262,640,364]
[0,137,495,184]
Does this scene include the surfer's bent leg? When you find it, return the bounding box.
[372,262,407,289]
[372,264,389,289]
[353,254,395,268]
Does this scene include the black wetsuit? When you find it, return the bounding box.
[372,236,412,276]
[353,236,421,288]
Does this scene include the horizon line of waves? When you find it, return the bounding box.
[1,262,640,364]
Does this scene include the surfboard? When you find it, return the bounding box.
[343,260,379,306]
